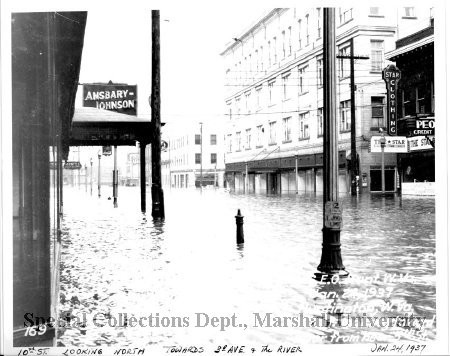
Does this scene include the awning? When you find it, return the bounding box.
[385,35,433,61]
[70,107,153,146]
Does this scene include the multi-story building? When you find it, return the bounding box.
[161,122,226,188]
[221,7,433,194]
[386,17,435,195]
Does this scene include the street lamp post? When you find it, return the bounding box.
[98,151,101,198]
[380,129,386,194]
[90,158,93,196]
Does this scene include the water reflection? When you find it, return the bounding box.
[58,187,435,347]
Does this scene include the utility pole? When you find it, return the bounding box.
[316,8,348,281]
[337,38,369,196]
[200,122,203,189]
[150,9,165,219]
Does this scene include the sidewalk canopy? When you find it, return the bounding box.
[70,107,153,146]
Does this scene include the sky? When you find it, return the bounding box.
[67,3,269,167]
[76,4,269,125]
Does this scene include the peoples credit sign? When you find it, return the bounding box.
[83,83,137,116]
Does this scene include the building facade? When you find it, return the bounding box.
[161,123,226,188]
[221,7,433,194]
[386,19,435,195]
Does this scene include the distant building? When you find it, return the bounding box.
[386,16,435,195]
[221,7,433,194]
[161,123,226,188]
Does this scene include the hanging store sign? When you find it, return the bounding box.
[408,136,434,151]
[412,118,435,136]
[382,65,401,136]
[370,136,408,153]
[102,146,112,156]
[64,161,82,170]
[83,83,137,116]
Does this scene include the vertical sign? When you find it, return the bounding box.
[382,65,401,136]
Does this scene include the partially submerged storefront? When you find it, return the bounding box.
[225,151,348,194]
[386,24,435,196]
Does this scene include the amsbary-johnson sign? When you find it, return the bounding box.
[83,84,137,116]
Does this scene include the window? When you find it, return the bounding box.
[370,40,384,72]
[255,49,259,72]
[211,153,217,164]
[256,125,264,147]
[235,96,241,118]
[227,101,232,120]
[369,7,381,16]
[340,100,351,132]
[299,112,310,139]
[245,128,251,149]
[283,117,292,142]
[235,131,241,151]
[297,19,302,49]
[282,73,290,100]
[288,27,292,55]
[227,134,232,153]
[317,57,323,87]
[269,121,277,145]
[338,44,350,78]
[260,46,264,71]
[298,65,308,94]
[317,8,321,39]
[268,80,275,105]
[273,37,277,63]
[403,7,415,17]
[317,108,323,137]
[245,91,251,114]
[195,134,201,144]
[305,14,310,45]
[195,153,201,164]
[282,30,286,58]
[256,86,262,110]
[268,40,271,66]
[339,8,353,24]
[371,97,385,128]
[210,134,217,145]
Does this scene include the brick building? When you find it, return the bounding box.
[221,7,433,194]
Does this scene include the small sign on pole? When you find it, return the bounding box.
[324,201,343,229]
[382,65,401,136]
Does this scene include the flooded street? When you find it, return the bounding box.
[57,187,435,347]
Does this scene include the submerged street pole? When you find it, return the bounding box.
[150,9,165,219]
[113,145,118,208]
[90,157,93,196]
[97,151,101,198]
[316,8,348,280]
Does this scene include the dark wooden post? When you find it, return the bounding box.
[316,8,348,280]
[151,10,165,219]
[140,142,146,213]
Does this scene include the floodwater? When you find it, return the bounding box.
[57,186,436,347]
